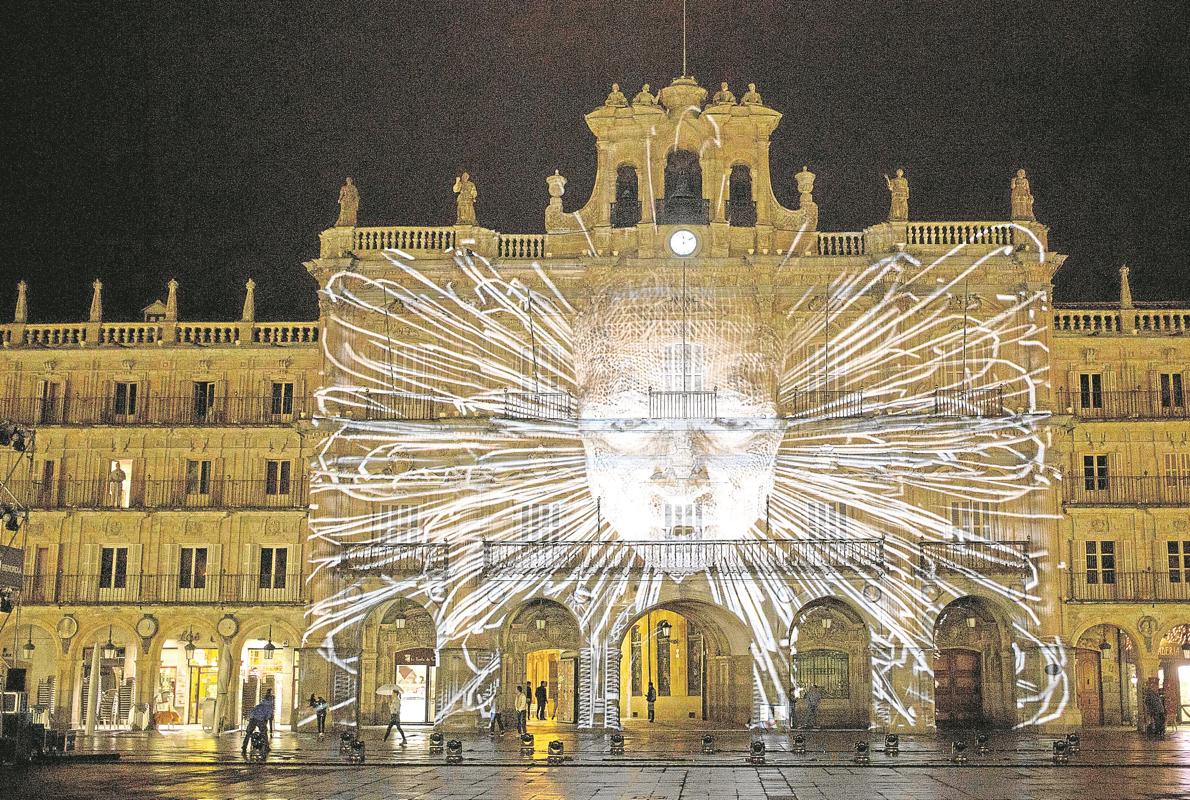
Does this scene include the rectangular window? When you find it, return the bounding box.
[1085,540,1116,585]
[98,546,128,589]
[630,628,642,697]
[376,504,419,539]
[1168,541,1190,583]
[948,500,994,540]
[663,501,703,538]
[265,460,292,495]
[37,380,62,424]
[806,500,848,537]
[1160,373,1185,409]
[662,342,705,392]
[259,547,288,589]
[1163,454,1190,489]
[270,382,295,416]
[793,650,850,699]
[519,503,562,540]
[113,382,138,417]
[686,623,703,696]
[185,460,212,495]
[1082,454,1109,491]
[1078,373,1103,409]
[178,547,208,590]
[192,381,216,421]
[656,628,672,697]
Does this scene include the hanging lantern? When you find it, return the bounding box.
[22,626,35,656]
[263,625,277,661]
[658,620,672,639]
[1181,628,1190,660]
[183,629,197,661]
[101,625,117,660]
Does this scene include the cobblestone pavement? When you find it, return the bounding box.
[11,724,1190,799]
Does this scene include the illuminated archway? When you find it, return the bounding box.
[503,598,583,725]
[616,599,752,727]
[791,598,871,729]
[932,597,1014,727]
[363,597,438,724]
[72,621,141,730]
[1074,623,1138,726]
[1156,623,1190,725]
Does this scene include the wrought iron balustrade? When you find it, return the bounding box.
[783,390,865,419]
[932,387,1005,417]
[12,478,308,510]
[918,540,1031,574]
[1067,570,1190,602]
[19,573,304,605]
[358,394,446,421]
[1056,388,1190,420]
[1064,475,1190,507]
[336,543,450,575]
[648,389,718,419]
[0,394,310,425]
[502,391,575,420]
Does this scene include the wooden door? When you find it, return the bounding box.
[557,657,577,723]
[1075,649,1104,725]
[935,649,983,724]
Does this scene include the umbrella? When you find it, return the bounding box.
[375,684,401,695]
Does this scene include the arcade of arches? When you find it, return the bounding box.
[790,599,871,729]
[359,598,438,725]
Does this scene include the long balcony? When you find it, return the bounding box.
[1056,389,1189,420]
[1068,571,1190,602]
[781,388,1007,419]
[1064,476,1190,507]
[482,538,884,578]
[918,540,1032,574]
[0,394,310,426]
[502,391,575,421]
[20,573,304,606]
[336,543,450,575]
[1053,305,1190,335]
[13,478,308,511]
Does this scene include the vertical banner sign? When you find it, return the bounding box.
[0,545,23,591]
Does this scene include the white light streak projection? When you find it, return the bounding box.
[307,229,1071,730]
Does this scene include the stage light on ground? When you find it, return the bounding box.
[347,738,364,764]
[428,732,444,755]
[446,739,463,763]
[519,733,535,755]
[748,739,765,765]
[853,740,870,764]
[1052,740,1069,764]
[976,732,990,754]
[1065,732,1080,754]
[792,733,806,754]
[609,732,624,755]
[547,740,565,764]
[884,734,899,755]
[701,734,715,754]
[951,741,967,764]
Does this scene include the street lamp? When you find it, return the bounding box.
[181,628,198,662]
[263,625,277,661]
[393,614,407,630]
[22,626,35,657]
[101,625,117,660]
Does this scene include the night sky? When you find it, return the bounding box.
[2,1,1187,322]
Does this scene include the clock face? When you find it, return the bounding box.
[669,229,698,257]
[136,616,158,639]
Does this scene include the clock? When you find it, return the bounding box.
[56,615,78,640]
[668,229,698,257]
[217,615,239,639]
[136,615,158,639]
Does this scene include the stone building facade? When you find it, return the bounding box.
[2,75,1187,734]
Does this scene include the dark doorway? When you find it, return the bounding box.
[612,165,640,228]
[660,150,706,224]
[935,648,983,725]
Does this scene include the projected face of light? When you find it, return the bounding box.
[573,278,783,541]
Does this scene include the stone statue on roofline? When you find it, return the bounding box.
[712,82,736,105]
[335,177,359,227]
[796,165,816,209]
[884,168,909,222]
[633,83,657,106]
[740,82,763,106]
[453,172,478,225]
[1011,168,1035,220]
[604,83,628,108]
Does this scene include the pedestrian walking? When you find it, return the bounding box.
[646,681,657,722]
[524,682,534,722]
[383,687,407,744]
[488,694,506,735]
[514,689,528,734]
[535,681,548,720]
[803,684,823,729]
[241,694,275,756]
[314,695,329,735]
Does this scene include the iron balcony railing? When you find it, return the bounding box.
[655,197,710,225]
[358,394,446,421]
[649,389,718,419]
[19,573,304,606]
[336,543,450,575]
[784,390,866,419]
[481,538,884,578]
[1068,571,1190,602]
[1056,388,1190,420]
[1064,475,1190,507]
[781,388,1007,419]
[918,540,1031,574]
[0,394,311,426]
[12,478,309,510]
[610,199,642,229]
[502,391,575,421]
[931,387,1005,417]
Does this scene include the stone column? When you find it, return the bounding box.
[212,638,234,734]
[604,643,621,729]
[84,639,101,735]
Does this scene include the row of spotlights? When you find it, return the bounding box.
[0,424,28,452]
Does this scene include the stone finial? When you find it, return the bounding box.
[604,83,628,108]
[796,165,816,208]
[336,176,359,227]
[885,169,909,222]
[453,172,478,225]
[711,81,736,105]
[632,83,657,106]
[547,170,567,200]
[1011,168,1035,221]
[1119,265,1134,310]
[165,278,179,321]
[14,281,27,324]
[741,82,763,106]
[241,278,256,322]
[89,279,103,323]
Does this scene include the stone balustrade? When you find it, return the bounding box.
[906,221,1015,247]
[0,321,319,348]
[497,233,547,259]
[99,323,161,345]
[352,226,456,253]
[816,231,865,256]
[253,322,319,344]
[1053,305,1190,335]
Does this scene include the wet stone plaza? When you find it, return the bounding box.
[10,725,1190,799]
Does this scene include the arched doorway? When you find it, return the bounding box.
[1074,624,1138,726]
[367,598,437,724]
[790,599,871,729]
[661,149,705,224]
[156,628,219,728]
[74,623,140,729]
[616,600,752,727]
[237,622,299,730]
[1157,623,1190,725]
[613,164,640,228]
[933,597,1014,727]
[727,164,756,227]
[7,622,56,724]
[505,598,582,724]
